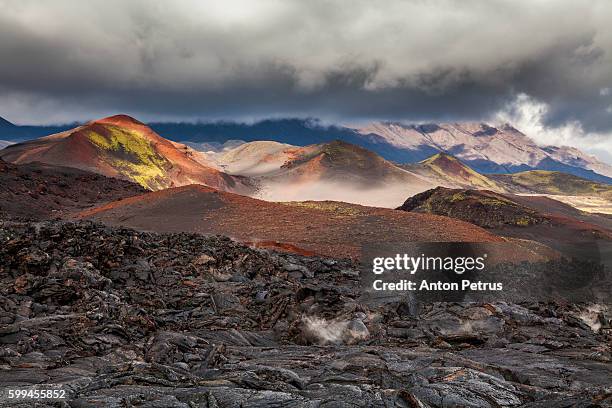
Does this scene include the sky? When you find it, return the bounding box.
[0,0,611,161]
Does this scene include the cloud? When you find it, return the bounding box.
[494,93,612,163]
[0,0,611,153]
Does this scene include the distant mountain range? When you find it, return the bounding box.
[148,120,612,183]
[354,122,612,183]
[152,119,612,183]
[0,115,74,142]
[2,116,611,184]
[2,114,612,211]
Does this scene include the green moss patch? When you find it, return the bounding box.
[86,125,171,190]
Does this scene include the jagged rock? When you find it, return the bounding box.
[0,219,610,407]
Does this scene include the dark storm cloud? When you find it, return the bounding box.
[0,0,611,138]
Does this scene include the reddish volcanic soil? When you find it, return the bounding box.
[76,184,548,261]
[0,158,144,220]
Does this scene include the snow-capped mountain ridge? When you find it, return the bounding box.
[355,121,612,181]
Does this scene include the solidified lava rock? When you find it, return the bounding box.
[0,219,610,407]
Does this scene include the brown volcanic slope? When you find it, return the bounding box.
[245,140,432,207]
[402,153,505,191]
[508,194,612,234]
[0,115,252,193]
[0,158,144,220]
[77,184,511,259]
[398,187,612,250]
[265,140,430,184]
[490,170,612,200]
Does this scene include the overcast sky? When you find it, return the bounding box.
[0,0,611,160]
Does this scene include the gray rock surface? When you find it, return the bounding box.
[0,220,610,407]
